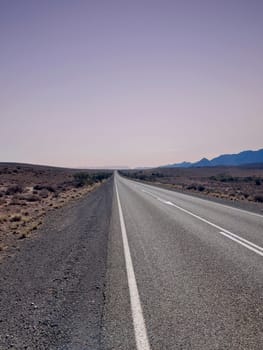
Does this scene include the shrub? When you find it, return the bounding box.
[73,173,92,187]
[197,185,205,192]
[244,176,253,182]
[19,194,41,202]
[254,195,263,203]
[219,176,238,182]
[91,172,112,182]
[73,172,111,187]
[10,214,22,222]
[39,189,49,198]
[6,185,23,195]
[186,184,197,190]
[255,179,261,186]
[33,184,56,192]
[0,215,8,223]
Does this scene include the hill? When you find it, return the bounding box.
[163,148,263,168]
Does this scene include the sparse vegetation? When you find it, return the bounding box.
[255,179,261,186]
[0,163,112,255]
[254,195,263,203]
[197,185,205,192]
[120,167,263,208]
[6,185,23,195]
[9,214,22,222]
[73,172,111,187]
[33,184,56,192]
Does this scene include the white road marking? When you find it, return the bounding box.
[134,180,263,219]
[219,232,263,256]
[115,181,151,350]
[141,189,263,257]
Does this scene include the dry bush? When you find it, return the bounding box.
[9,197,24,205]
[6,185,23,195]
[0,164,112,251]
[186,184,197,190]
[254,195,263,203]
[0,215,8,223]
[39,189,49,198]
[33,184,56,192]
[10,214,22,222]
[18,194,41,202]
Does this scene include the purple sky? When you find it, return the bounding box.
[1,0,263,168]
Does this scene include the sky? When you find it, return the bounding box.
[1,0,263,168]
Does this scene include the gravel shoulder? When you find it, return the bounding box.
[0,178,113,350]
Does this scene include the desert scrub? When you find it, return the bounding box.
[39,189,49,198]
[33,184,56,192]
[255,178,261,186]
[0,215,8,223]
[73,173,93,187]
[254,195,263,203]
[9,214,22,222]
[18,194,41,202]
[186,184,197,190]
[6,185,23,195]
[73,172,111,188]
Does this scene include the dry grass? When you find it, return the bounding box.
[0,163,112,255]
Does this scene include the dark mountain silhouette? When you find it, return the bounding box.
[164,161,192,168]
[163,148,263,168]
[192,158,211,167]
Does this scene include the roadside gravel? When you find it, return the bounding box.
[0,179,113,349]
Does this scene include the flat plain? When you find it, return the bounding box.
[0,163,111,257]
[120,165,263,214]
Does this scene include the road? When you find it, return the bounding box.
[0,173,262,349]
[102,173,263,349]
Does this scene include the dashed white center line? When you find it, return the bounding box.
[141,189,263,257]
[218,231,263,256]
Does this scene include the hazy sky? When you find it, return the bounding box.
[1,0,263,168]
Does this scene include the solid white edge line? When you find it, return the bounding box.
[115,180,151,350]
[141,188,263,257]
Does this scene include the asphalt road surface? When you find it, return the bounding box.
[1,173,263,349]
[102,173,263,350]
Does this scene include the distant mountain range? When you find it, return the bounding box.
[163,148,263,168]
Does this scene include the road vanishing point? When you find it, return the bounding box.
[0,172,262,349]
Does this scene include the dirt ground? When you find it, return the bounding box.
[0,163,112,257]
[120,165,263,212]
